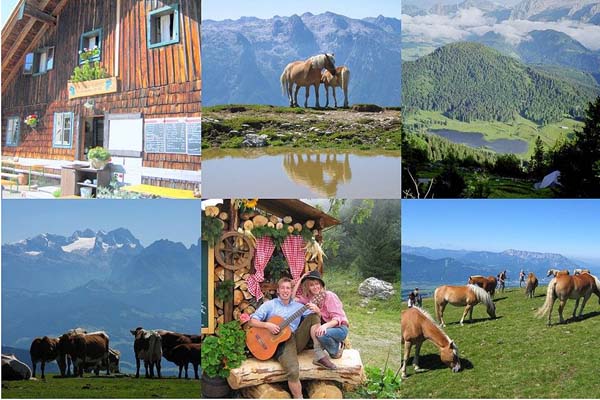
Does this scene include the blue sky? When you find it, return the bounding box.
[1,200,200,247]
[203,0,402,21]
[402,200,600,261]
[1,0,19,27]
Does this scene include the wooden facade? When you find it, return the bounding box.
[1,0,201,189]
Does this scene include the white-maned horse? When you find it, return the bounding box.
[280,53,336,108]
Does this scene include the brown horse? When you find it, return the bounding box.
[573,268,591,275]
[401,307,460,379]
[321,66,350,108]
[536,273,600,325]
[467,275,497,296]
[280,53,336,108]
[525,272,538,299]
[434,284,496,326]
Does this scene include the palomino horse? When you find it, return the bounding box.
[434,284,496,326]
[536,273,600,325]
[401,307,460,379]
[467,275,497,296]
[280,53,336,108]
[321,66,350,108]
[547,269,569,277]
[525,272,538,299]
[573,268,590,275]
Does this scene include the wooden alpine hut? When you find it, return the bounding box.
[1,0,201,192]
[201,199,366,398]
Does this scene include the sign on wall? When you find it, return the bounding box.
[144,117,202,155]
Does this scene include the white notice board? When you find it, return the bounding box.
[108,118,143,152]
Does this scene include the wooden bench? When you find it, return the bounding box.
[1,172,19,191]
[228,349,365,398]
[121,184,196,199]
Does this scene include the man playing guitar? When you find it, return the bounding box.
[248,278,321,399]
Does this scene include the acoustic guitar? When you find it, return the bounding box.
[246,292,325,360]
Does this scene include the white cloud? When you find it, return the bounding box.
[403,9,600,51]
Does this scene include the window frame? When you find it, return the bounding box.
[5,116,21,147]
[79,28,103,64]
[25,47,55,76]
[53,112,75,149]
[147,4,180,49]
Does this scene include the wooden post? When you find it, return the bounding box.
[306,381,343,399]
[240,383,291,399]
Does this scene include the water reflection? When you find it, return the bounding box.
[203,148,400,198]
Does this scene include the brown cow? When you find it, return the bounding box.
[81,348,120,374]
[30,336,59,379]
[58,331,110,377]
[130,328,162,378]
[171,343,201,379]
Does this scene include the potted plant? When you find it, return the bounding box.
[201,321,247,398]
[24,114,39,128]
[87,146,111,169]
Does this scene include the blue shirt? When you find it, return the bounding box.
[251,297,312,333]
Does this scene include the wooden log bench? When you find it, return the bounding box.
[228,349,365,398]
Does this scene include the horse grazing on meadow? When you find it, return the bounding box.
[547,269,569,277]
[280,53,336,108]
[400,307,461,379]
[321,65,350,108]
[434,284,496,326]
[468,275,497,296]
[536,273,600,325]
[573,268,590,275]
[525,272,539,299]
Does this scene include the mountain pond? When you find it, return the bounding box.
[428,129,529,154]
[202,148,401,198]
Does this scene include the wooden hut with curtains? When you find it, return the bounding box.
[201,199,366,399]
[1,0,201,191]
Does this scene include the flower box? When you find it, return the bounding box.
[68,76,117,99]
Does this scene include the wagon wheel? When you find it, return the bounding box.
[215,231,255,271]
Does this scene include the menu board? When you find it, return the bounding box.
[144,120,165,153]
[187,119,201,155]
[144,118,202,155]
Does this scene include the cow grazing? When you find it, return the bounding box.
[57,328,88,376]
[30,336,60,379]
[171,343,201,379]
[82,348,120,374]
[58,331,110,377]
[157,330,192,362]
[131,328,162,378]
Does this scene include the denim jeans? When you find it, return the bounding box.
[316,325,349,356]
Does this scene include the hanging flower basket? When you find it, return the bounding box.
[24,114,39,128]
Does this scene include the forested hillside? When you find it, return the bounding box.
[402,42,599,124]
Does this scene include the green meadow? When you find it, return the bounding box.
[1,375,200,398]
[399,287,600,398]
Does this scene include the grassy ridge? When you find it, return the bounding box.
[1,375,200,398]
[399,287,600,398]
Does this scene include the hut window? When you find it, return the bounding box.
[147,4,180,48]
[5,117,21,147]
[25,47,54,75]
[79,29,102,64]
[53,112,74,148]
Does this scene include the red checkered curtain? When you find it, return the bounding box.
[281,235,306,281]
[246,236,276,300]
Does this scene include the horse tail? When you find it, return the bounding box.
[341,67,350,91]
[433,287,441,321]
[591,274,600,295]
[536,277,557,317]
[280,69,288,96]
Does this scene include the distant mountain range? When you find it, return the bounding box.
[1,229,201,374]
[402,245,588,285]
[402,42,599,123]
[202,12,401,106]
[403,0,600,23]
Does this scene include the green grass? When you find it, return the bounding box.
[406,110,582,158]
[324,269,402,398]
[1,375,200,398]
[399,287,600,398]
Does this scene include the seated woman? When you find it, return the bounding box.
[292,270,349,370]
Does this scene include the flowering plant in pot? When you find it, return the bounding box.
[24,114,39,128]
[87,146,111,169]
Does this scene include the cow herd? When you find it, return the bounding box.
[28,327,200,380]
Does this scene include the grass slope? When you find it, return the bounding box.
[399,287,600,398]
[1,375,200,399]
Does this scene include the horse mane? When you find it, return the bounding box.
[309,53,335,69]
[467,284,494,310]
[470,275,484,279]
[411,306,452,344]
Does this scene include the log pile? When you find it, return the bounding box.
[228,349,365,390]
